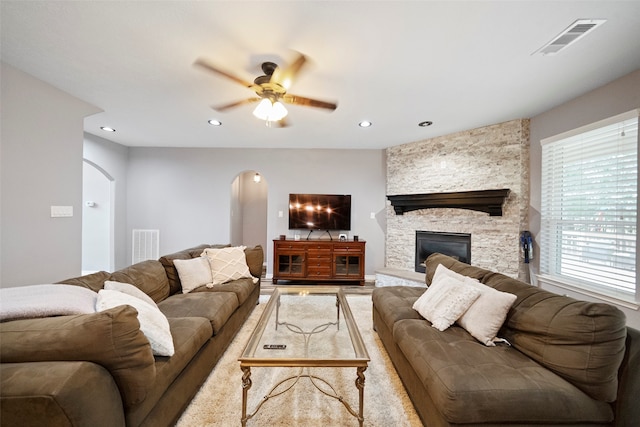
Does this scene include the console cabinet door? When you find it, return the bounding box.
[333,242,365,280]
[273,242,306,282]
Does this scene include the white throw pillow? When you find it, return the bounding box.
[96,289,174,356]
[432,264,518,346]
[104,280,157,307]
[413,267,481,331]
[457,278,517,346]
[201,246,255,286]
[174,257,214,293]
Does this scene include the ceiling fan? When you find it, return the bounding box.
[194,52,337,126]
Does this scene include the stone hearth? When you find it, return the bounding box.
[385,119,530,281]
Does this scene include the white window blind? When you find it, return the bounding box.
[540,110,639,303]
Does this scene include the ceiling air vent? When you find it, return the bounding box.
[534,19,606,56]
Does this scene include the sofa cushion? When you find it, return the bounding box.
[190,277,257,305]
[110,260,170,303]
[57,270,111,292]
[158,291,239,335]
[372,286,424,331]
[159,244,227,295]
[154,317,211,388]
[0,305,156,408]
[393,318,614,424]
[484,271,627,403]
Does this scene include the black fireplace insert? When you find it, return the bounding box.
[415,231,471,273]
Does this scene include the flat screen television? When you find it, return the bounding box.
[288,194,351,230]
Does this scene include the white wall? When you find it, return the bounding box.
[0,63,101,286]
[82,161,111,272]
[125,147,387,277]
[529,68,640,329]
[83,133,129,270]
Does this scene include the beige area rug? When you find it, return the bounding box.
[176,294,423,426]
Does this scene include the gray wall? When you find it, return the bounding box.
[238,171,268,252]
[1,63,100,286]
[529,68,640,329]
[125,147,387,277]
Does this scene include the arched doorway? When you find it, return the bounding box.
[82,159,114,273]
[230,170,268,260]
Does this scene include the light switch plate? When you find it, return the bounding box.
[51,205,73,217]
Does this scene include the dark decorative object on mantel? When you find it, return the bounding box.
[387,189,510,216]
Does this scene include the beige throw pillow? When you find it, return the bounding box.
[457,278,517,346]
[434,264,517,346]
[201,246,255,286]
[173,257,214,293]
[413,265,481,331]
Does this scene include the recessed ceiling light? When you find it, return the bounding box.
[418,121,433,127]
[359,120,372,128]
[208,119,222,126]
[100,126,116,132]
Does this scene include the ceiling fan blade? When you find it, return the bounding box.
[282,94,337,111]
[194,58,254,88]
[212,98,261,112]
[270,52,307,90]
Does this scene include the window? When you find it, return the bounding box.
[539,110,639,305]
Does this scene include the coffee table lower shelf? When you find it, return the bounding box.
[239,363,367,426]
[238,287,370,426]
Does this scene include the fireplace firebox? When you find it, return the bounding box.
[415,231,471,273]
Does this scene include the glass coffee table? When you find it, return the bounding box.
[239,287,370,426]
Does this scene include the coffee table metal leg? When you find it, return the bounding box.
[356,366,366,427]
[241,366,252,426]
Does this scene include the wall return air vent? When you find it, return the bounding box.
[534,19,606,56]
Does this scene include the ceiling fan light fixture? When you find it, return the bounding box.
[252,98,288,122]
[271,101,288,121]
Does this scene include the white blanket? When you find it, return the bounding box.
[0,284,97,321]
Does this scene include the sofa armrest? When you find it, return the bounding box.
[1,361,125,427]
[614,327,640,426]
[244,245,264,279]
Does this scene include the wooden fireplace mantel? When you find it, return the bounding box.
[387,189,510,216]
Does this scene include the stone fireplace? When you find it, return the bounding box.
[415,231,471,273]
[384,119,530,281]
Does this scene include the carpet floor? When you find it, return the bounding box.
[176,294,423,426]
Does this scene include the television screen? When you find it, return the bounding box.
[288,194,351,230]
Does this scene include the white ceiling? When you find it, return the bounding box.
[2,1,640,149]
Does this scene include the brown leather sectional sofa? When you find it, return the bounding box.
[0,244,263,427]
[373,253,640,426]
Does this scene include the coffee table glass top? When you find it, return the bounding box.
[240,287,369,366]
